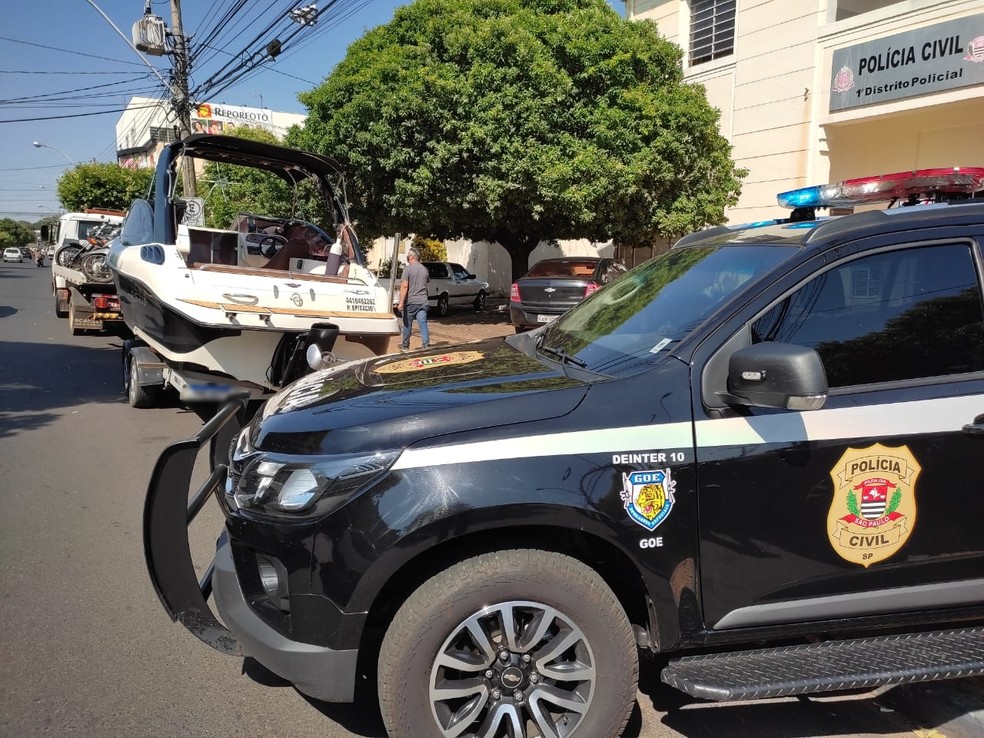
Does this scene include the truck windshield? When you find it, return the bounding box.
[537,244,797,377]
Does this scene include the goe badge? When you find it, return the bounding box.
[621,469,675,531]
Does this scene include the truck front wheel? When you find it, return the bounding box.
[378,549,638,738]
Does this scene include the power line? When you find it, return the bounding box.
[0,164,71,172]
[0,35,155,68]
[200,0,373,101]
[0,103,163,124]
[0,70,143,75]
[189,1,308,100]
[0,77,152,104]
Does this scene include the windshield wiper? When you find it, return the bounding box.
[535,334,586,368]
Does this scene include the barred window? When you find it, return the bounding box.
[689,0,736,65]
[150,126,178,144]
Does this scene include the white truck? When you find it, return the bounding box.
[49,210,126,334]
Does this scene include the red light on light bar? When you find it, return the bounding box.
[840,167,984,200]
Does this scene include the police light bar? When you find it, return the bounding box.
[777,167,984,209]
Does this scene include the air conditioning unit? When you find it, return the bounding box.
[133,15,168,56]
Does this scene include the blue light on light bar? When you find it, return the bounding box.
[777,186,824,208]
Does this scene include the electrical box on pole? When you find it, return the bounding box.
[132,14,167,56]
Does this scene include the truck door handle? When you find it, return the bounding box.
[962,413,984,436]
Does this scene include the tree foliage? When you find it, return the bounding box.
[411,235,447,262]
[292,0,745,279]
[56,163,153,212]
[0,218,35,248]
[199,126,298,228]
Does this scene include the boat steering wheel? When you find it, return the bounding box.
[257,234,288,259]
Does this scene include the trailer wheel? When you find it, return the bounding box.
[68,301,84,336]
[378,549,638,738]
[128,357,158,409]
[54,289,69,319]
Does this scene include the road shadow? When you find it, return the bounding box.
[431,298,512,329]
[233,650,984,737]
[0,338,131,438]
[242,657,387,737]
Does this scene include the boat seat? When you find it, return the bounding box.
[185,227,239,266]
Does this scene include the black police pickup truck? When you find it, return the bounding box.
[146,168,984,738]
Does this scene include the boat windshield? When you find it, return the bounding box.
[535,244,798,378]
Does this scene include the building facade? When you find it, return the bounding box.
[114,97,307,170]
[627,0,984,223]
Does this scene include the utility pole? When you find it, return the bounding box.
[169,0,196,196]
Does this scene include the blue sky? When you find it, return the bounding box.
[0,0,624,219]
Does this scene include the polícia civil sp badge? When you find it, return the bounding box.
[621,469,675,531]
[827,443,920,567]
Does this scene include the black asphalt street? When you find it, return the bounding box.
[1,259,982,738]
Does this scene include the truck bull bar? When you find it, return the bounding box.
[143,398,249,655]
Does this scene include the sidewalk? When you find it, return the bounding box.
[403,296,514,349]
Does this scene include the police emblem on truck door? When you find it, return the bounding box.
[621,469,675,530]
[827,443,921,567]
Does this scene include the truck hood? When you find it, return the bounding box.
[253,337,589,455]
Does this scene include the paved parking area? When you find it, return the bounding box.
[407,296,515,349]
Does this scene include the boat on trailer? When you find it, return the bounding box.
[108,134,399,407]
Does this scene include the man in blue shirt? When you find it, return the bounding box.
[397,248,430,351]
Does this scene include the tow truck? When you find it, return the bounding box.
[145,168,984,738]
[49,210,126,335]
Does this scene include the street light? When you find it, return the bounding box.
[33,141,75,165]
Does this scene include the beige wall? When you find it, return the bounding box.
[365,237,615,295]
[629,0,984,224]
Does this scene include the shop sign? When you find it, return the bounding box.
[829,13,984,112]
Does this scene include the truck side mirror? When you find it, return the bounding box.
[40,225,50,242]
[725,342,828,411]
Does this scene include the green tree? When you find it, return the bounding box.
[199,126,298,229]
[411,235,447,262]
[292,0,745,280]
[57,163,153,212]
[0,218,35,248]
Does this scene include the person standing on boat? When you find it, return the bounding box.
[397,248,430,352]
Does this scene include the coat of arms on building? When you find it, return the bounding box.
[832,65,855,93]
[827,443,921,567]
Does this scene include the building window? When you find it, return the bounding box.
[150,126,177,144]
[689,0,736,65]
[834,0,905,22]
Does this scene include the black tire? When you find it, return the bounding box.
[68,301,84,336]
[473,290,487,311]
[437,294,450,317]
[127,356,158,409]
[54,293,69,319]
[378,549,638,738]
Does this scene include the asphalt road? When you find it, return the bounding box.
[1,259,982,738]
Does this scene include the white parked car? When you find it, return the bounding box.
[3,247,23,263]
[383,261,491,314]
[422,261,490,314]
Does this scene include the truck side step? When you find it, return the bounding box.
[661,627,984,701]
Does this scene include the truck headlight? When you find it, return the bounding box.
[232,451,399,517]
